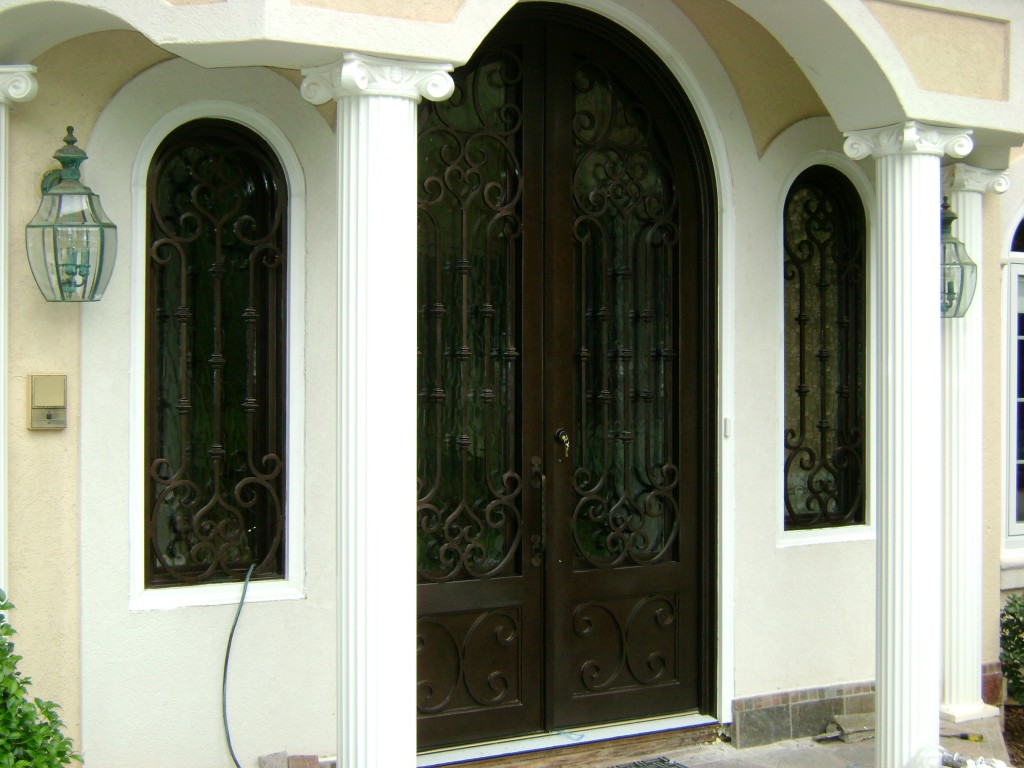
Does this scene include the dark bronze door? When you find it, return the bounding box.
[416,5,715,751]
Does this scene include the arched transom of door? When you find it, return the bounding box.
[415,4,717,751]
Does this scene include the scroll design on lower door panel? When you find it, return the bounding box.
[417,608,522,715]
[572,594,677,694]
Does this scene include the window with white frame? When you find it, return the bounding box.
[144,118,288,587]
[1006,226,1024,541]
[783,165,867,530]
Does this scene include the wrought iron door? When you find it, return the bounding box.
[417,6,715,751]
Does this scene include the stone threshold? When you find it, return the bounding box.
[258,753,334,768]
[423,724,721,768]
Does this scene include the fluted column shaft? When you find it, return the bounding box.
[845,122,974,768]
[940,165,1006,722]
[302,54,453,768]
[0,66,38,593]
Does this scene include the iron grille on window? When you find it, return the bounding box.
[783,166,866,530]
[145,119,287,586]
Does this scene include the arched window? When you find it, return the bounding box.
[783,165,866,530]
[144,119,288,586]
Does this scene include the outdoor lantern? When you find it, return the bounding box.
[940,196,976,318]
[25,126,116,302]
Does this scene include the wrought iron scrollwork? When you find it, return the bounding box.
[783,168,866,529]
[570,60,680,568]
[145,120,286,586]
[417,47,525,583]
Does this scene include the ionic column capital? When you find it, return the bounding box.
[301,53,454,105]
[942,163,1009,196]
[0,65,38,104]
[844,121,973,160]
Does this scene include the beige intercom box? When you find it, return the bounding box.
[28,374,67,430]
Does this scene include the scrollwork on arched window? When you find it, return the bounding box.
[783,166,866,530]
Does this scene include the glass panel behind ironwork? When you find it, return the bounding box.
[783,167,866,529]
[145,119,287,586]
[570,59,680,568]
[417,47,524,582]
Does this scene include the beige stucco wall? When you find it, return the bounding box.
[865,0,1009,101]
[6,30,171,747]
[982,182,1006,664]
[673,0,827,155]
[291,0,463,22]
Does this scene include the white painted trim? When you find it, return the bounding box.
[416,713,718,767]
[126,101,306,611]
[774,150,878,549]
[1001,238,1024,559]
[1004,261,1024,542]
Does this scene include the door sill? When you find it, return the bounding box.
[416,712,719,767]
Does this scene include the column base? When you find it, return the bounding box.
[940,701,1000,723]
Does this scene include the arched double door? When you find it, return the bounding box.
[416,4,716,751]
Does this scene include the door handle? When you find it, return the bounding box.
[530,456,546,567]
[555,428,570,458]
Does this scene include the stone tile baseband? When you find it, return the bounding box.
[982,661,1003,707]
[732,665,1004,751]
[731,680,877,749]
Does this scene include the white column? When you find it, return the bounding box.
[845,122,974,768]
[939,164,1007,723]
[301,54,453,768]
[0,66,38,594]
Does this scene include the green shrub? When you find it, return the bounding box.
[0,590,82,766]
[1002,593,1024,704]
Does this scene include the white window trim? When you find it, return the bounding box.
[1004,257,1024,548]
[776,153,877,547]
[128,102,306,610]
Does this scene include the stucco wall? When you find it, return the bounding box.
[983,186,1007,663]
[6,30,172,748]
[728,117,877,697]
[72,57,337,767]
[672,0,827,156]
[6,31,338,767]
[865,0,1009,102]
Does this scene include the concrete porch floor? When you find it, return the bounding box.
[433,716,1011,768]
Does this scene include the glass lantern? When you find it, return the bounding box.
[940,197,976,318]
[25,126,116,302]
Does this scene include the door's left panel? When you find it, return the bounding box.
[415,23,546,751]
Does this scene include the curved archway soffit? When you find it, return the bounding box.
[0,0,515,69]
